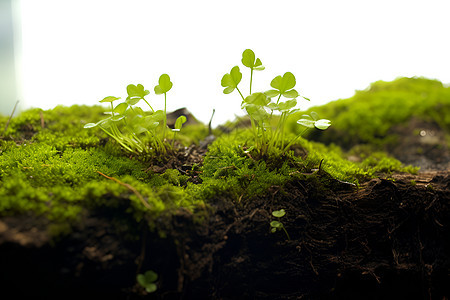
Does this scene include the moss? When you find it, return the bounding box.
[0,86,432,241]
[288,77,450,148]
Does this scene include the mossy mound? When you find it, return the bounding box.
[289,77,450,147]
[1,77,447,298]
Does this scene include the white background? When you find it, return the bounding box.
[18,0,450,126]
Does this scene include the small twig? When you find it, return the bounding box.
[40,111,45,128]
[96,171,152,209]
[208,109,215,135]
[2,100,19,136]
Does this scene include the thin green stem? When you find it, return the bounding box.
[250,68,253,95]
[236,87,245,102]
[282,128,310,154]
[163,93,167,141]
[276,94,282,104]
[282,225,291,241]
[142,97,154,112]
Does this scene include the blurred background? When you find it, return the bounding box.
[1,0,450,126]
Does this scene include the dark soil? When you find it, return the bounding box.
[1,168,449,299]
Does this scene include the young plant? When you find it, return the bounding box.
[222,49,331,157]
[154,74,173,141]
[137,270,158,293]
[270,209,290,240]
[84,75,175,155]
[171,115,187,148]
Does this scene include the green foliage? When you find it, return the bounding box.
[222,49,330,157]
[137,270,158,293]
[290,77,450,148]
[84,75,183,155]
[270,209,290,240]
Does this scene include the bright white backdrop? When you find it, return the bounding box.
[18,0,450,126]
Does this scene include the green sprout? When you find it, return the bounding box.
[84,75,175,155]
[222,49,331,157]
[270,209,290,240]
[171,115,187,148]
[137,270,158,293]
[154,74,173,141]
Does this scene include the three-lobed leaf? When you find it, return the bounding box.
[137,270,158,293]
[127,84,149,99]
[221,66,242,94]
[267,72,298,98]
[154,74,173,94]
[241,49,265,71]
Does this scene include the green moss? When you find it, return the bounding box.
[288,77,450,148]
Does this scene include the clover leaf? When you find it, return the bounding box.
[126,84,149,105]
[137,270,158,293]
[266,72,299,99]
[243,92,270,106]
[221,66,242,94]
[297,113,331,130]
[154,74,173,95]
[241,49,265,71]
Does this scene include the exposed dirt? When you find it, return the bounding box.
[1,168,449,299]
[388,118,450,171]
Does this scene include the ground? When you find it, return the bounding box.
[0,144,449,299]
[1,77,449,299]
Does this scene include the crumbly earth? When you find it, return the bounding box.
[1,157,449,299]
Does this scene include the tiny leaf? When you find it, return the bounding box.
[314,119,331,130]
[272,209,286,218]
[270,221,283,228]
[221,66,242,94]
[114,102,129,115]
[245,104,268,122]
[174,115,187,130]
[282,89,299,99]
[277,99,297,112]
[100,96,120,103]
[297,115,315,128]
[127,84,150,99]
[265,90,280,98]
[270,72,296,93]
[241,49,265,71]
[154,74,173,94]
[83,123,97,129]
[244,92,270,106]
[111,115,125,122]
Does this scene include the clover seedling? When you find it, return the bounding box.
[171,115,187,148]
[154,74,173,140]
[137,270,158,293]
[222,49,331,157]
[270,209,291,240]
[84,75,176,155]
